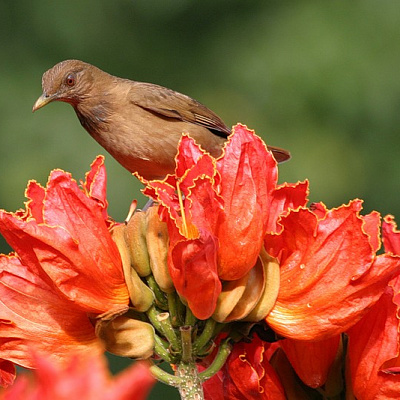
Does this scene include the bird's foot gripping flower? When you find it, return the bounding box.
[1,124,400,400]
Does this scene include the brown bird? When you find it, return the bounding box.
[33,60,290,180]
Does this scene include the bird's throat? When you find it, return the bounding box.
[75,104,111,138]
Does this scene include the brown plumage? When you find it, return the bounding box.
[33,60,290,180]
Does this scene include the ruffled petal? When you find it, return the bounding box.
[0,255,103,369]
[265,201,400,340]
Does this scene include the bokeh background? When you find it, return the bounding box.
[1,1,399,398]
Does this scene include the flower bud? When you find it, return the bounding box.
[212,257,265,323]
[124,211,152,277]
[96,315,155,359]
[111,224,154,312]
[146,206,174,293]
[243,249,280,322]
[212,248,280,323]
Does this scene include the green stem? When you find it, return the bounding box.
[150,363,181,387]
[146,275,168,310]
[198,339,232,381]
[158,312,181,352]
[185,307,197,326]
[154,334,175,364]
[192,318,217,355]
[167,292,181,327]
[146,305,163,334]
[176,293,186,324]
[180,325,193,363]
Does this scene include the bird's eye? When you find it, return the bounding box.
[65,73,76,87]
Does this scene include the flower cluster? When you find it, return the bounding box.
[0,124,399,399]
[0,157,130,380]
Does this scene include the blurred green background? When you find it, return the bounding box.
[1,1,399,398]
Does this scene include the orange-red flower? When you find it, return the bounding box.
[0,254,105,372]
[202,337,286,400]
[0,157,129,377]
[345,215,400,398]
[0,351,155,400]
[347,283,400,399]
[141,124,307,319]
[264,200,400,341]
[279,336,341,389]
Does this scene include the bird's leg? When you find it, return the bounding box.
[142,197,155,212]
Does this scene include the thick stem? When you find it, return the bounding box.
[180,325,193,363]
[151,359,205,399]
[175,360,204,400]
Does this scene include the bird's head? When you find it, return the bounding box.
[32,60,98,112]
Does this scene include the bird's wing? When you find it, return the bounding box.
[128,82,231,137]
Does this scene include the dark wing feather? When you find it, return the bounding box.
[128,82,231,137]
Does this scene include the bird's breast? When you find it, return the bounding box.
[75,102,225,180]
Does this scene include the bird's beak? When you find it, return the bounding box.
[32,93,56,112]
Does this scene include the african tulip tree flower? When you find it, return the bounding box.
[344,215,400,398]
[202,337,286,400]
[0,351,155,400]
[264,200,400,341]
[244,208,400,395]
[347,283,400,398]
[141,124,307,319]
[0,157,130,374]
[0,254,105,376]
[0,156,129,314]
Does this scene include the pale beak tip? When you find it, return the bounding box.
[32,94,52,113]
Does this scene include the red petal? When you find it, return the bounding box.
[265,201,400,340]
[1,352,155,400]
[347,284,400,399]
[267,180,309,233]
[280,336,340,388]
[203,371,225,400]
[185,176,223,237]
[0,170,129,314]
[169,232,220,320]
[107,361,155,400]
[383,215,400,255]
[82,155,109,215]
[216,124,278,280]
[23,181,46,223]
[0,255,103,369]
[221,338,286,399]
[0,213,128,314]
[309,202,328,219]
[0,359,15,388]
[175,135,208,178]
[144,149,220,237]
[362,211,381,253]
[143,180,179,221]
